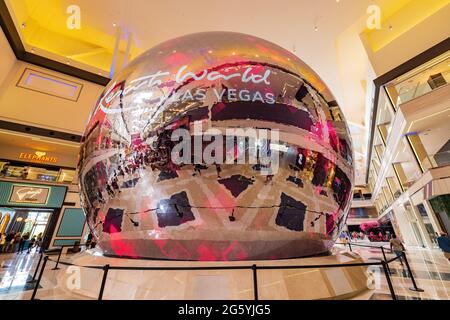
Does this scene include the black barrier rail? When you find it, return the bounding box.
[27,244,90,285]
[335,241,424,293]
[51,243,90,270]
[29,248,424,301]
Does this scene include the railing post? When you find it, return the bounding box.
[252,264,259,301]
[402,252,424,292]
[381,261,397,300]
[28,252,43,283]
[31,256,48,300]
[380,247,391,274]
[98,264,110,300]
[52,246,64,270]
[347,240,353,252]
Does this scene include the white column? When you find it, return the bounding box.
[408,199,433,248]
[423,199,444,234]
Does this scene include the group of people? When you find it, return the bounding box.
[339,231,367,242]
[96,149,148,203]
[0,232,43,254]
[339,230,395,243]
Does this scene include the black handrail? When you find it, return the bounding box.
[337,241,424,293]
[402,252,424,293]
[30,253,410,301]
[31,256,48,300]
[29,239,425,301]
[335,241,393,252]
[27,252,43,283]
[50,243,89,270]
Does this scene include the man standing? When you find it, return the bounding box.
[436,232,450,261]
[390,234,406,266]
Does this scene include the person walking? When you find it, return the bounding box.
[106,183,115,197]
[27,236,36,254]
[0,233,6,252]
[215,163,222,178]
[390,234,406,266]
[12,232,22,253]
[111,178,121,194]
[3,232,14,253]
[193,164,202,176]
[436,232,450,261]
[18,232,29,253]
[97,188,105,204]
[35,233,43,253]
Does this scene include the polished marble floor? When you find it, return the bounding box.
[0,243,448,300]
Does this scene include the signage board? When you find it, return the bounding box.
[9,185,50,205]
[18,152,58,164]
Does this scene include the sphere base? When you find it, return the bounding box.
[56,249,371,300]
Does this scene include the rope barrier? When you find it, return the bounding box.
[32,243,421,301]
[45,255,381,271]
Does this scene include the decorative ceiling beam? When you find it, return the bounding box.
[0,0,110,86]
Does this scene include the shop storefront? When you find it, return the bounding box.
[0,159,77,184]
[0,180,87,251]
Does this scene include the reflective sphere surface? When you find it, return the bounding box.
[79,32,354,261]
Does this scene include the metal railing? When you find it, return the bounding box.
[28,242,424,301]
[335,241,424,293]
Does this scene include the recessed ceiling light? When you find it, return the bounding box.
[113,23,117,27]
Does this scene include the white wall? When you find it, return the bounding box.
[0,61,104,135]
[0,27,16,90]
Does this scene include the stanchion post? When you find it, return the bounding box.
[381,261,397,300]
[402,252,424,292]
[348,240,353,252]
[252,264,259,301]
[31,256,48,300]
[380,246,391,274]
[52,246,64,270]
[28,252,43,283]
[98,264,110,300]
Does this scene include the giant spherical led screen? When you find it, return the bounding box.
[78,32,354,261]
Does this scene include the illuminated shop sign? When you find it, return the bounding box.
[19,152,58,164]
[9,185,50,205]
